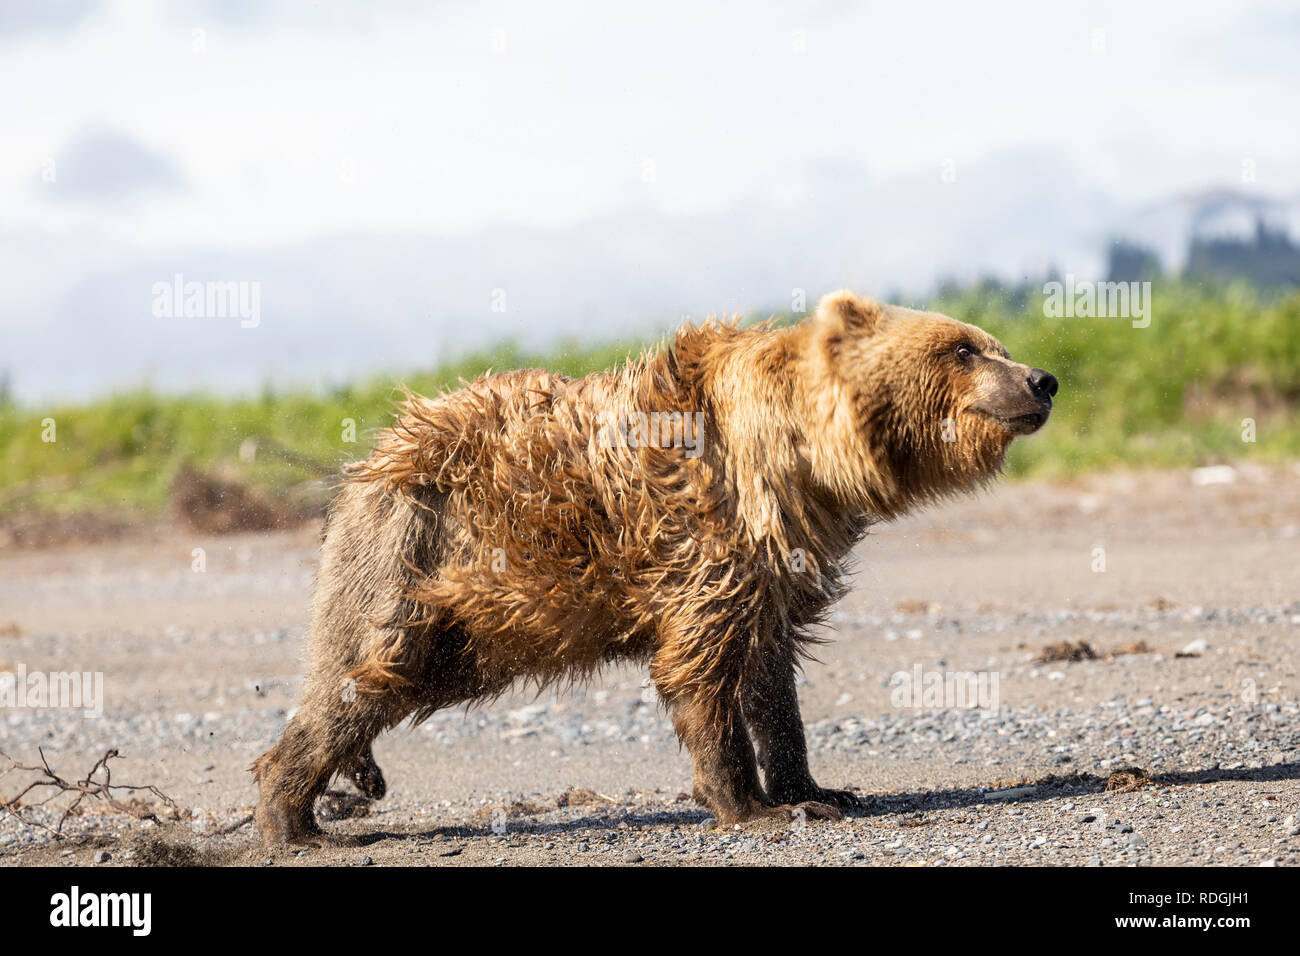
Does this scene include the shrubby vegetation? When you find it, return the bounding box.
[1,280,1296,520]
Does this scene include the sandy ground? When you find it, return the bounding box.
[1,464,1298,867]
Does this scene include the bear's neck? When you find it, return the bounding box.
[776,320,923,523]
[660,320,873,567]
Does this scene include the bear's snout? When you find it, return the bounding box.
[1010,367,1058,433]
[1027,368,1058,401]
[970,361,1056,435]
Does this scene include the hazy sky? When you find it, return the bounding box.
[5,0,1297,247]
[2,0,1298,401]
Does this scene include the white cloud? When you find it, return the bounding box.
[3,0,1297,247]
[38,126,186,202]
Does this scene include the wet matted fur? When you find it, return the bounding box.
[252,290,1057,844]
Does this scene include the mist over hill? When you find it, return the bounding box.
[4,148,1297,405]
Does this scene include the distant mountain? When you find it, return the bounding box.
[1107,187,1300,274]
[1185,219,1300,289]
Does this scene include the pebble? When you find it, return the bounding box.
[987,786,1036,801]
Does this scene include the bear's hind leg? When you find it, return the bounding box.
[343,745,386,800]
[253,686,399,846]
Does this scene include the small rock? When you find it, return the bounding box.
[1182,638,1211,655]
[92,850,110,864]
[1191,465,1236,486]
[357,856,373,867]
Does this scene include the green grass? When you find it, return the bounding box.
[936,281,1300,477]
[0,339,652,518]
[2,281,1297,519]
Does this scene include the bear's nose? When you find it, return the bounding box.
[1027,368,1058,399]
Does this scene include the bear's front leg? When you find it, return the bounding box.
[652,638,843,825]
[667,688,771,823]
[743,649,861,810]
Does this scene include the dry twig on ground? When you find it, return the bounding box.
[0,747,177,839]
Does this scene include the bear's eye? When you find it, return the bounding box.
[954,343,977,361]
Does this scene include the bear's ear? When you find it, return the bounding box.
[814,289,882,334]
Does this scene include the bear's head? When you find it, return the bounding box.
[800,289,1057,517]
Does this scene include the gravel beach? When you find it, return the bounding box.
[2,465,1298,866]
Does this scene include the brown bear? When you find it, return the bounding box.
[252,290,1057,845]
